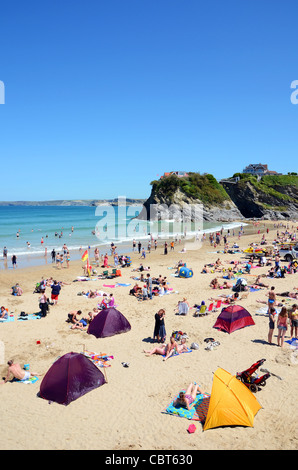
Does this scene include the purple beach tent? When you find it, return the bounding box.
[87,307,131,338]
[38,352,106,405]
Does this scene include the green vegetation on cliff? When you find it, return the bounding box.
[150,173,231,205]
[232,173,298,203]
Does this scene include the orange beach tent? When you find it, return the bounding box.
[203,368,262,431]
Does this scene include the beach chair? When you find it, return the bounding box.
[100,270,110,279]
[207,303,214,313]
[196,305,207,317]
[213,300,222,311]
[111,269,117,277]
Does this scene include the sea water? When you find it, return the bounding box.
[0,205,246,269]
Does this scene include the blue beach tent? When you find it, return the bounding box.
[178,267,193,278]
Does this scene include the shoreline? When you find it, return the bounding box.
[0,219,257,271]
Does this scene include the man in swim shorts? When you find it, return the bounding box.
[268,286,276,308]
[2,360,41,383]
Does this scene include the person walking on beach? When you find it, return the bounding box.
[60,253,64,268]
[51,249,56,263]
[11,254,17,269]
[3,247,7,259]
[138,241,142,254]
[164,242,168,255]
[94,248,100,266]
[66,251,70,268]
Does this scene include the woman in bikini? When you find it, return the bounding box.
[173,383,203,410]
[144,336,178,361]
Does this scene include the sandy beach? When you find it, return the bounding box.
[0,221,297,451]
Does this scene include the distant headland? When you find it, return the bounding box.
[0,198,146,207]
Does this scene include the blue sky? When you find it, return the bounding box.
[0,0,297,201]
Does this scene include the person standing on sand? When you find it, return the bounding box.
[153,309,166,343]
[290,304,298,339]
[11,254,17,268]
[39,289,48,317]
[268,307,276,344]
[268,286,276,310]
[277,307,288,348]
[51,280,61,306]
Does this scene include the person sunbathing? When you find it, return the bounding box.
[210,278,220,289]
[173,382,203,410]
[276,291,298,299]
[253,276,269,288]
[201,265,209,274]
[176,337,189,353]
[2,360,42,383]
[144,336,178,361]
[71,316,89,330]
[221,281,233,289]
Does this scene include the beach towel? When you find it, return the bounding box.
[162,347,192,359]
[103,284,116,288]
[14,376,39,384]
[0,315,14,323]
[162,392,210,421]
[285,338,298,349]
[249,287,261,292]
[76,276,98,281]
[116,283,131,287]
[83,351,114,368]
[18,314,41,321]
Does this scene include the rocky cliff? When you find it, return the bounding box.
[221,174,298,220]
[138,173,243,222]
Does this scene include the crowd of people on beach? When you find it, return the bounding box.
[1,220,298,404]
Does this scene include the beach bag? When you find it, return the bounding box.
[172,330,184,340]
[190,342,199,350]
